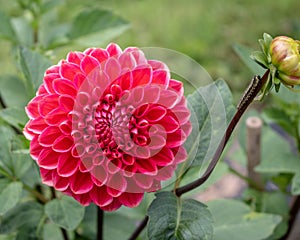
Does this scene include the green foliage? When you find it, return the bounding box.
[147,192,213,240]
[45,196,85,231]
[207,199,282,240]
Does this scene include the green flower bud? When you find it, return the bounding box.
[270,36,300,86]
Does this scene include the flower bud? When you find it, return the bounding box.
[270,36,300,86]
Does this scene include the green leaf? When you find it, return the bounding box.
[0,107,28,131]
[18,47,52,95]
[43,223,64,240]
[68,9,130,46]
[207,199,282,240]
[147,192,213,240]
[291,172,300,195]
[233,44,265,76]
[185,79,235,168]
[0,182,23,215]
[45,196,85,230]
[0,125,15,176]
[11,17,34,47]
[0,75,30,108]
[0,201,44,234]
[0,11,17,43]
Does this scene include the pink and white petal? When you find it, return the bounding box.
[133,174,154,189]
[118,192,144,208]
[100,198,122,211]
[106,43,122,57]
[38,94,59,117]
[166,128,187,148]
[57,154,79,177]
[44,74,60,94]
[45,108,67,126]
[106,173,127,197]
[145,105,167,122]
[118,51,137,70]
[71,192,91,206]
[26,95,45,119]
[45,65,60,75]
[135,158,158,175]
[89,186,113,207]
[37,148,59,169]
[59,61,82,81]
[70,171,94,194]
[80,55,100,75]
[40,167,54,186]
[159,115,180,133]
[151,69,170,88]
[30,135,44,160]
[152,147,174,166]
[168,79,183,96]
[38,126,61,147]
[104,57,121,82]
[89,48,109,63]
[148,60,169,71]
[59,95,74,112]
[53,78,77,97]
[91,165,108,186]
[52,135,73,152]
[131,67,152,88]
[52,172,69,191]
[67,51,84,65]
[27,117,48,134]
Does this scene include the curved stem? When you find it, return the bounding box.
[97,207,104,240]
[127,70,270,239]
[23,183,48,203]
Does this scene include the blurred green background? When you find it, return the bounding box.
[1,0,300,100]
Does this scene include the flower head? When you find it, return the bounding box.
[270,36,300,86]
[24,43,191,211]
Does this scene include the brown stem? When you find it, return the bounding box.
[97,207,104,240]
[280,195,300,239]
[127,70,270,239]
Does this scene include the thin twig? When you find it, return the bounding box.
[128,216,149,240]
[127,70,270,239]
[97,206,104,240]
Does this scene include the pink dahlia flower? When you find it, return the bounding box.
[24,43,191,211]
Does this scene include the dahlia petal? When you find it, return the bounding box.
[133,174,154,189]
[80,55,100,75]
[148,60,169,71]
[118,192,144,207]
[38,94,59,117]
[166,128,187,148]
[59,95,74,112]
[57,154,79,177]
[145,105,167,122]
[152,147,174,166]
[70,172,94,194]
[44,73,59,93]
[148,134,166,150]
[59,61,82,80]
[79,157,93,172]
[40,168,54,186]
[23,125,35,140]
[131,86,144,105]
[26,95,44,119]
[67,51,84,65]
[151,70,170,87]
[37,148,59,169]
[52,135,73,152]
[124,48,148,65]
[159,115,179,133]
[117,71,132,91]
[89,48,109,63]
[53,78,77,97]
[104,57,121,81]
[172,106,191,125]
[59,120,71,135]
[118,51,137,70]
[172,146,188,164]
[45,108,67,125]
[45,65,59,74]
[38,126,61,147]
[135,158,158,175]
[27,117,48,134]
[107,173,127,197]
[52,172,69,191]
[91,165,108,186]
[155,165,175,181]
[30,135,43,160]
[131,67,152,88]
[157,90,179,109]
[100,198,122,211]
[89,186,113,207]
[169,79,183,95]
[37,84,47,94]
[71,192,91,206]
[106,43,122,57]
[74,73,86,89]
